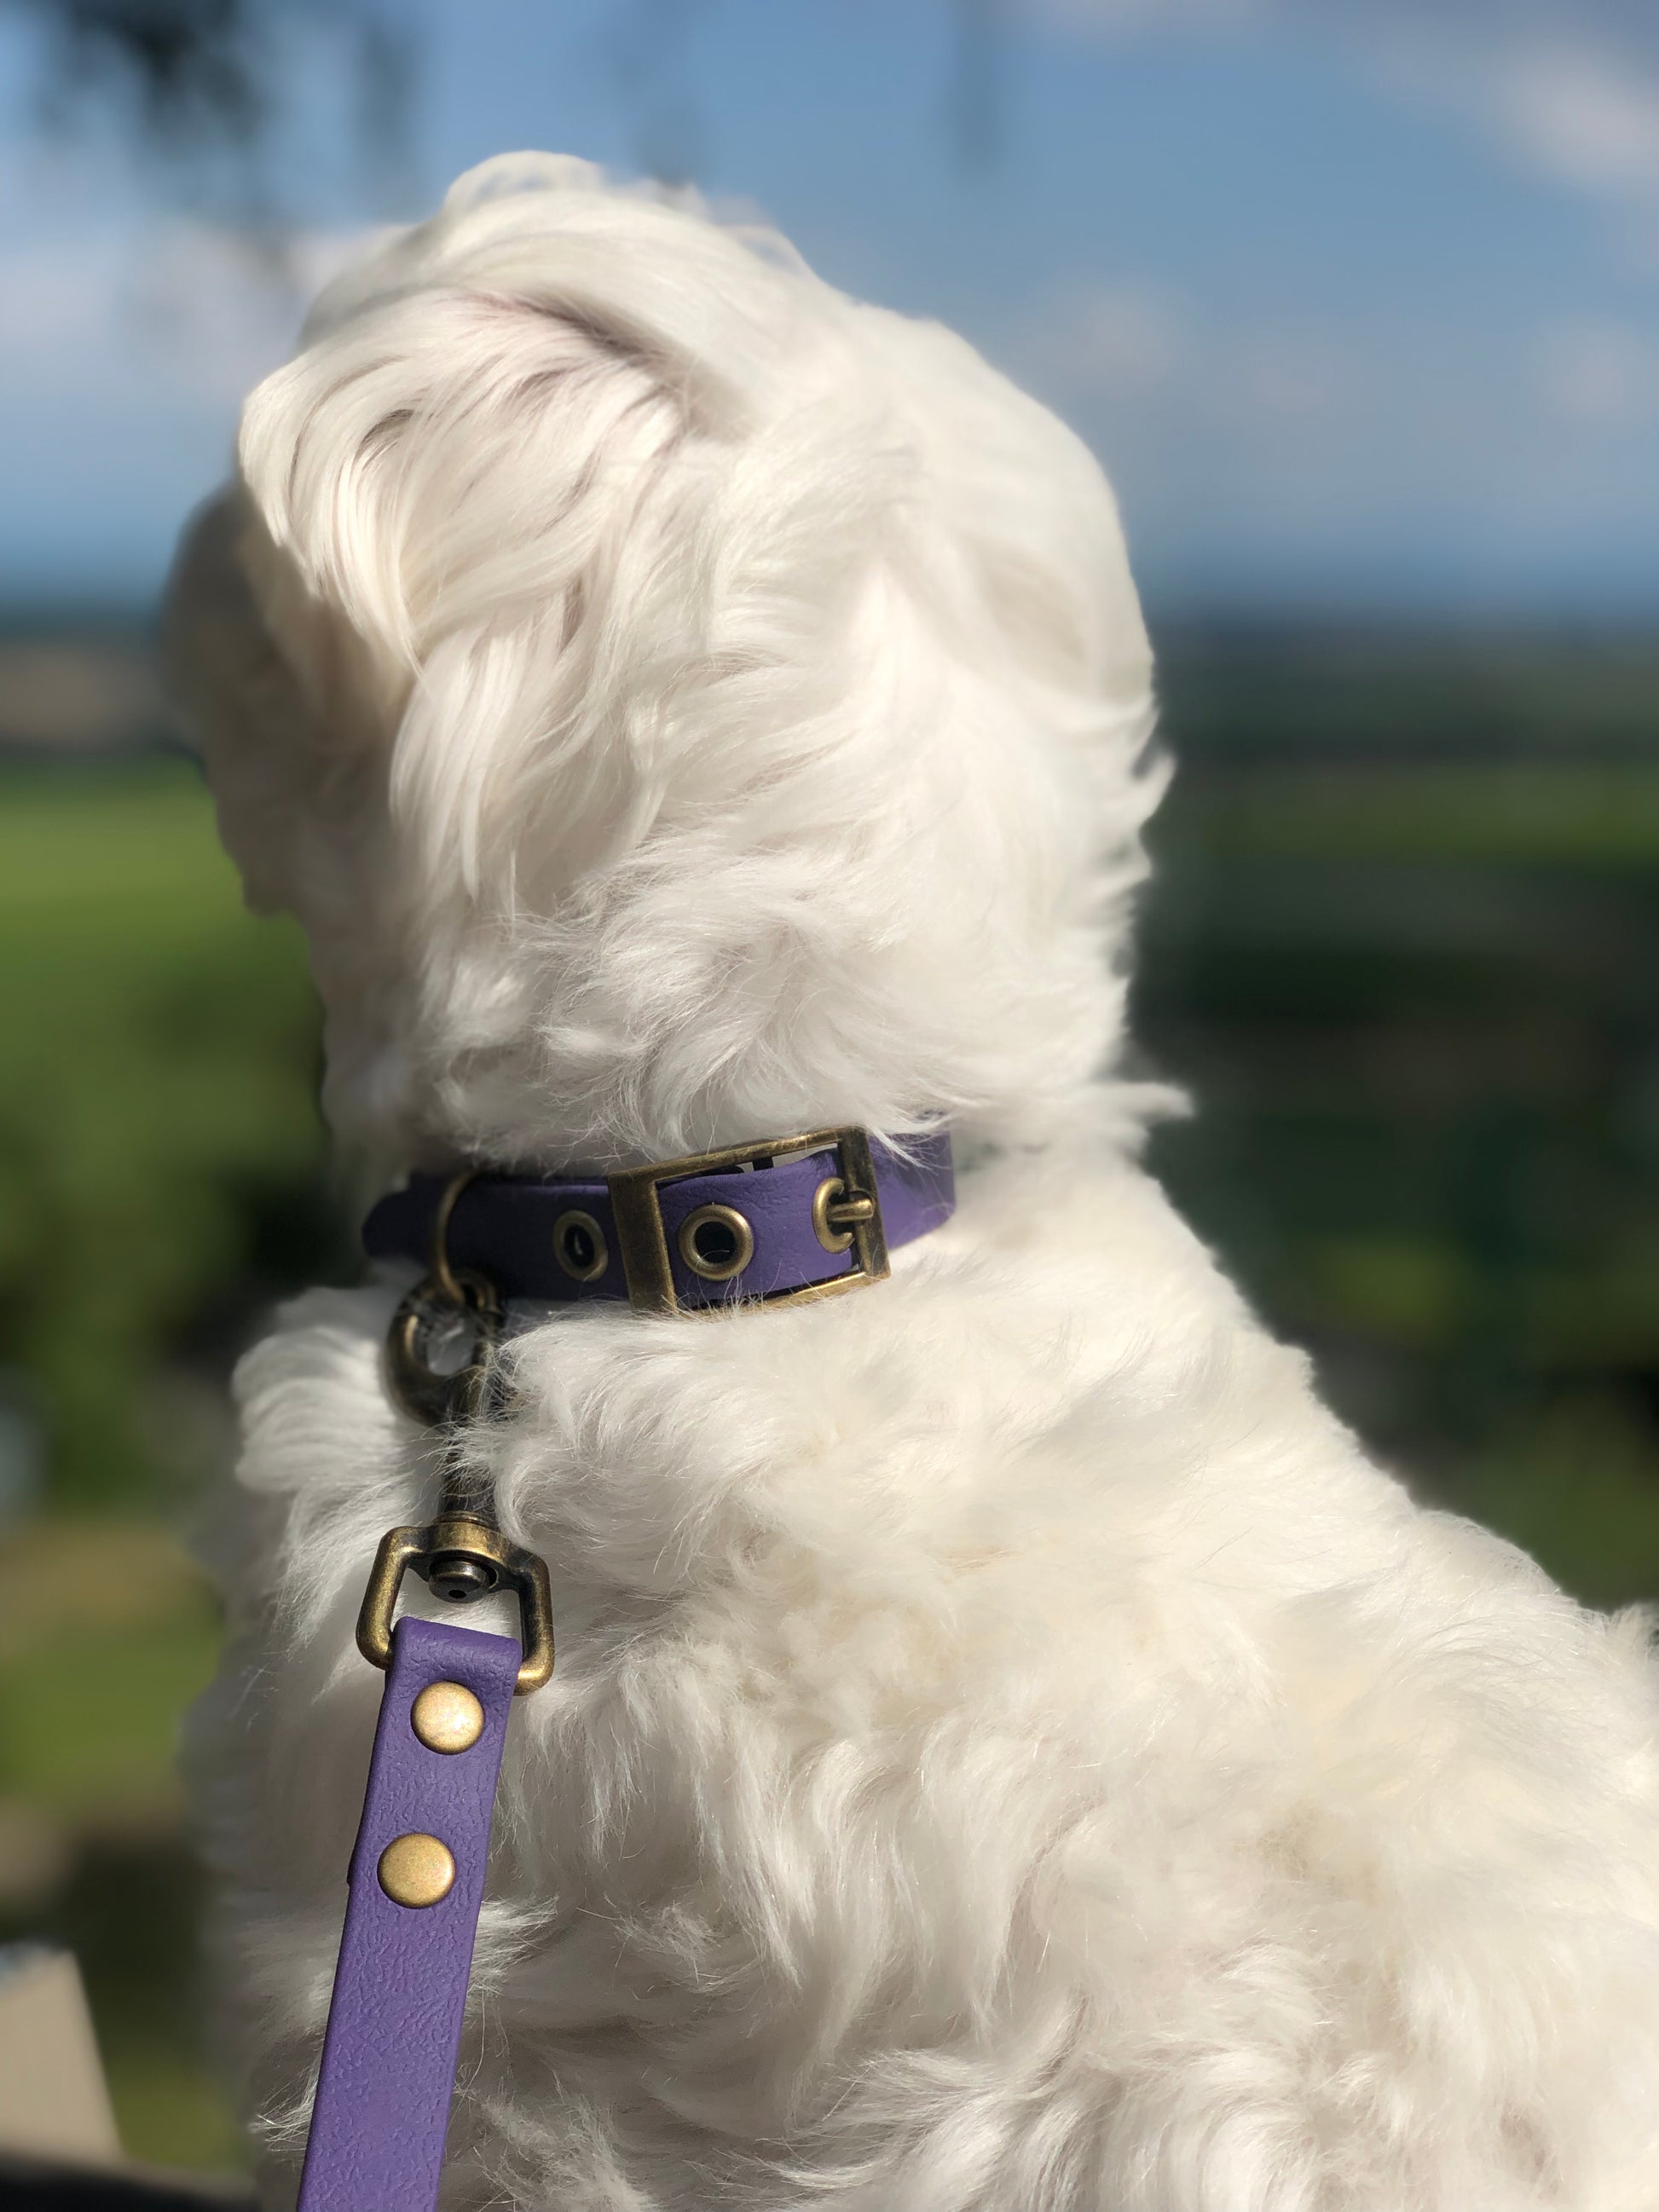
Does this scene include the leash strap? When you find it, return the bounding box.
[296,1617,520,2212]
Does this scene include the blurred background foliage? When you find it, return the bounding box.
[1144,630,1659,1608]
[0,0,1656,2182]
[0,736,332,2168]
[3,621,1656,2163]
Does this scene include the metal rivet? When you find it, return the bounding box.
[678,1202,754,1283]
[552,1208,609,1284]
[377,1832,456,1909]
[411,1680,485,1754]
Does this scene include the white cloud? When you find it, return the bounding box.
[0,206,382,597]
[1011,281,1358,429]
[996,11,1659,608]
[1019,281,1182,396]
[128,222,381,403]
[1234,330,1355,418]
[1041,3,1659,241]
[1494,47,1659,195]
[0,214,375,408]
[1536,317,1658,423]
[0,245,113,360]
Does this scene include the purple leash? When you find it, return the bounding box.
[294,1125,954,2209]
[294,1507,552,2212]
[296,1618,521,2212]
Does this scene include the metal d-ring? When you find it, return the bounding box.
[384,1170,505,1426]
[428,1169,474,1305]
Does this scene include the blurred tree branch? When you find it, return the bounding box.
[0,0,1009,226]
[1,0,416,211]
[606,0,706,190]
[949,0,1009,172]
[14,0,269,147]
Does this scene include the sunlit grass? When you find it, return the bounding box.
[0,759,321,2172]
[0,761,324,1510]
[0,1522,220,1822]
[1183,765,1659,863]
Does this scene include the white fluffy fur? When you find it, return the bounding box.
[168,156,1659,2211]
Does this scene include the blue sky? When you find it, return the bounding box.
[2,0,1657,617]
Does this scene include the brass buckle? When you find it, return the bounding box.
[606,1125,889,1315]
[356,1516,555,1695]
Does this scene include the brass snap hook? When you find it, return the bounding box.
[368,1171,556,1695]
[356,1516,555,1695]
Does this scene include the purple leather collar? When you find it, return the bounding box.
[363,1124,954,1315]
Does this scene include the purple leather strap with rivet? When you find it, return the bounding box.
[362,1129,955,1309]
[296,1617,519,2212]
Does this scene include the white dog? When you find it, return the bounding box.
[167,155,1659,2211]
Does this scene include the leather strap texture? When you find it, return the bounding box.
[296,1618,518,2212]
[362,1129,955,1309]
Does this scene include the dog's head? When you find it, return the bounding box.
[166,155,1159,1175]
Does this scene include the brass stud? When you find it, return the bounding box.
[677,1202,754,1283]
[377,1832,456,1909]
[552,1208,608,1285]
[411,1680,485,1755]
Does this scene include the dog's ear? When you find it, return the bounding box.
[221,193,743,918]
[180,160,909,932]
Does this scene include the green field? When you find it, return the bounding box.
[2,629,1658,2171]
[0,759,327,2169]
[1144,627,1659,1605]
[0,762,329,1510]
